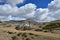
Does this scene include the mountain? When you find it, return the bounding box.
[2,19,38,24]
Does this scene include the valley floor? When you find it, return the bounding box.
[0,27,60,40]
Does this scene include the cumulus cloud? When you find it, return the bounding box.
[0,0,60,22]
[7,0,24,6]
[0,3,36,21]
[34,8,49,22]
[0,4,12,16]
[34,0,60,22]
[48,0,60,11]
[48,0,60,20]
[0,0,24,6]
[0,16,9,21]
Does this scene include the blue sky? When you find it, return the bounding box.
[0,0,53,8]
[17,0,53,8]
[18,0,52,8]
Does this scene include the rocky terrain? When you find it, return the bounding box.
[0,19,60,40]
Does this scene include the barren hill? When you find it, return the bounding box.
[0,20,60,40]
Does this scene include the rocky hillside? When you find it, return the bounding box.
[0,20,60,32]
[0,20,60,40]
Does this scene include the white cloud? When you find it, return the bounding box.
[48,0,60,11]
[48,0,60,20]
[0,0,60,22]
[0,16,9,21]
[0,3,36,21]
[34,0,60,22]
[0,4,12,16]
[7,0,24,6]
[8,15,26,20]
[0,0,24,6]
[34,8,49,20]
[18,3,36,17]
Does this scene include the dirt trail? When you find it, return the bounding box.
[0,27,60,38]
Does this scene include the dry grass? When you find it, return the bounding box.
[0,27,60,39]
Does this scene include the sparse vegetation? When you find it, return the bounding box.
[35,29,42,31]
[0,21,2,23]
[6,24,11,27]
[22,26,32,30]
[43,22,60,30]
[11,36,18,40]
[29,33,34,35]
[7,31,14,34]
[17,33,21,36]
[15,25,20,30]
[0,20,60,40]
[21,33,27,37]
[26,38,30,40]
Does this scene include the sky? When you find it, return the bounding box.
[0,0,60,22]
[17,0,52,8]
[0,0,52,8]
